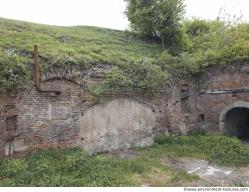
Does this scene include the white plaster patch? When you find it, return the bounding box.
[170,158,249,186]
[205,166,221,176]
[224,171,233,175]
[187,167,202,174]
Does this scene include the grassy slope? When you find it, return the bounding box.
[1,18,249,74]
[0,18,165,93]
[0,17,161,67]
[1,18,249,93]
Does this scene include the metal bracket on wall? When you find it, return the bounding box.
[199,88,249,95]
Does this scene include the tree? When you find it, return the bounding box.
[125,0,185,51]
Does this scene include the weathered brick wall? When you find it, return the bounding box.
[165,83,199,135]
[166,88,184,135]
[123,93,172,135]
[16,79,83,154]
[165,63,249,135]
[0,82,173,158]
[0,95,18,157]
[1,62,248,158]
[194,63,249,132]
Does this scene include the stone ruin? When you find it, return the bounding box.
[1,45,249,158]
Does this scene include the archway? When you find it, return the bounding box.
[219,101,249,140]
[225,107,249,140]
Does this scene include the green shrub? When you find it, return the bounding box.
[199,135,249,166]
[187,128,207,136]
[161,20,249,75]
[0,54,29,92]
[153,133,249,166]
[154,134,174,144]
[0,147,134,187]
[128,159,147,174]
[0,159,28,178]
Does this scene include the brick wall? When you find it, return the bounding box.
[18,79,83,151]
[195,64,249,132]
[0,95,18,157]
[1,62,249,159]
[0,79,83,159]
[166,63,249,134]
[0,78,174,158]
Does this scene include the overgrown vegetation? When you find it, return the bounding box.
[1,8,249,95]
[150,133,249,166]
[125,0,185,51]
[0,17,163,93]
[0,133,249,186]
[0,52,30,92]
[125,0,249,76]
[163,19,249,74]
[0,147,196,187]
[88,61,168,97]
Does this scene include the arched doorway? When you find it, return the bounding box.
[219,101,249,140]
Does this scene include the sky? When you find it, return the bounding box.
[0,0,249,30]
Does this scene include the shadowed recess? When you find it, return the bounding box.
[225,107,249,140]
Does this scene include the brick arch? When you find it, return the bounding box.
[219,101,249,132]
[42,77,82,86]
[41,67,85,85]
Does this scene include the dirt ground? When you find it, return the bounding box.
[113,149,249,187]
[161,157,249,187]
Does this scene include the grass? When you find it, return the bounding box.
[0,17,165,94]
[0,133,249,187]
[0,17,160,68]
[1,17,249,94]
[0,147,196,187]
[145,133,249,167]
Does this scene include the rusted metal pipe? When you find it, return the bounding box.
[33,45,61,95]
[34,45,41,88]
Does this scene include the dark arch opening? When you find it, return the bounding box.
[224,107,249,140]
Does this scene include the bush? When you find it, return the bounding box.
[161,20,249,75]
[89,59,169,97]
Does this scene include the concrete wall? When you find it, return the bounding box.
[80,98,156,153]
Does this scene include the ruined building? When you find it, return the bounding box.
[1,45,249,158]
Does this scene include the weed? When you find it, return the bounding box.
[152,133,249,166]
